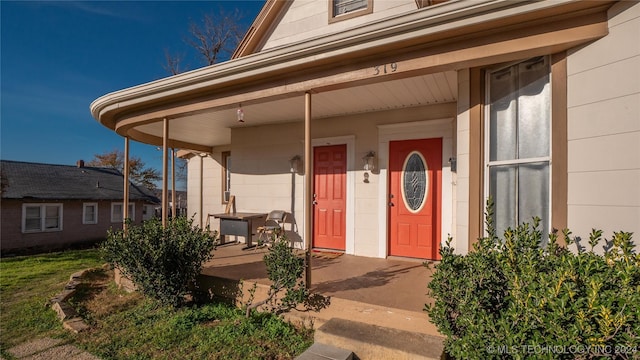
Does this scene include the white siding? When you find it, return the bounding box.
[188,102,456,257]
[259,0,417,51]
[566,1,640,245]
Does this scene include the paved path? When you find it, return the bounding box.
[4,338,99,360]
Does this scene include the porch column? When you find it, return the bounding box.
[123,136,130,230]
[171,148,176,219]
[162,118,169,228]
[200,154,204,228]
[304,92,313,289]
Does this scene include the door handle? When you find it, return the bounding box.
[313,200,318,205]
[388,202,394,207]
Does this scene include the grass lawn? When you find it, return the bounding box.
[0,249,313,359]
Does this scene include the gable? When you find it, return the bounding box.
[234,0,419,57]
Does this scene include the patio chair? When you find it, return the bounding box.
[256,210,287,247]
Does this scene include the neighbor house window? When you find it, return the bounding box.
[485,56,551,238]
[83,203,98,224]
[22,204,63,233]
[329,0,372,23]
[222,151,232,203]
[111,202,135,223]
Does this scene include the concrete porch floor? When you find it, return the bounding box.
[199,243,442,337]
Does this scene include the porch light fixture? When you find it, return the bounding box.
[236,104,244,123]
[362,151,376,172]
[289,155,301,173]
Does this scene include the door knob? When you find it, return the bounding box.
[388,202,394,207]
[313,200,318,205]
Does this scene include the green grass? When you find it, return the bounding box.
[0,249,313,359]
[0,248,105,350]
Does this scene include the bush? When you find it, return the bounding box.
[426,206,640,359]
[245,235,329,317]
[101,217,216,307]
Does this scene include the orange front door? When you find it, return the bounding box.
[313,145,346,250]
[389,138,442,259]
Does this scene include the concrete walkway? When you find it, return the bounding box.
[3,338,99,360]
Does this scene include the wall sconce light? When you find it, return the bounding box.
[236,104,244,123]
[362,151,376,172]
[449,157,457,173]
[289,155,301,173]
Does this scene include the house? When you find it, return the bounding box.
[1,160,160,254]
[90,0,639,261]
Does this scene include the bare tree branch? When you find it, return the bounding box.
[186,9,244,66]
[162,48,186,75]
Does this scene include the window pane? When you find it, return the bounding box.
[25,206,42,231]
[402,152,428,212]
[518,57,550,158]
[334,0,367,16]
[26,206,40,219]
[112,204,123,221]
[84,205,96,223]
[489,165,516,236]
[519,162,549,236]
[45,206,60,230]
[489,67,517,161]
[25,219,40,231]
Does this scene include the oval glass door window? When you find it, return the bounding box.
[401,151,428,213]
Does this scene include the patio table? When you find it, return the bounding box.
[211,212,267,249]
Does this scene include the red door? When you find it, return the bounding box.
[389,138,441,259]
[313,145,347,250]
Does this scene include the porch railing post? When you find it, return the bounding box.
[162,117,169,228]
[123,136,130,231]
[304,92,313,289]
[171,148,176,219]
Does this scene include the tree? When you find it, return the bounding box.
[164,8,245,74]
[187,9,244,66]
[87,149,161,190]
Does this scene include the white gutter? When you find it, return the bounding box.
[90,0,582,125]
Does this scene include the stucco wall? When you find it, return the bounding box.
[260,0,417,51]
[188,102,456,257]
[566,1,640,243]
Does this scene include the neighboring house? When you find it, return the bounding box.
[1,160,160,254]
[153,190,188,218]
[91,0,639,260]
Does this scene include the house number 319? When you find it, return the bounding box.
[373,62,398,75]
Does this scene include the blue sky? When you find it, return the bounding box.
[1,1,265,188]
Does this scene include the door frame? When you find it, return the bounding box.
[311,135,355,255]
[377,119,454,258]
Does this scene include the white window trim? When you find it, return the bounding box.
[83,203,98,225]
[111,202,135,223]
[483,57,553,235]
[21,203,63,233]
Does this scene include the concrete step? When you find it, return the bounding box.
[295,343,353,360]
[314,318,445,360]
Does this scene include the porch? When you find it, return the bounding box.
[197,243,443,338]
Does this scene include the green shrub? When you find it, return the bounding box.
[426,205,640,359]
[101,217,216,307]
[245,235,329,316]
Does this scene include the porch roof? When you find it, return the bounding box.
[90,0,612,153]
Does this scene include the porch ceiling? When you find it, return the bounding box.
[131,71,457,150]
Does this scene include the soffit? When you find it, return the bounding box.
[129,71,457,149]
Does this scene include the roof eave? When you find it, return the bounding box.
[90,0,610,130]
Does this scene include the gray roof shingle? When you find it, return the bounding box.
[1,160,160,203]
